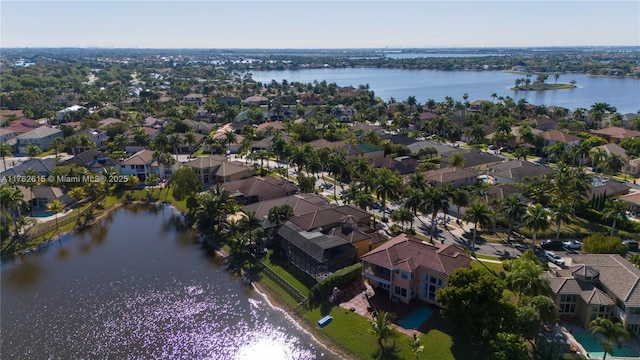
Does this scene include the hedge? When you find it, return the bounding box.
[308,263,362,305]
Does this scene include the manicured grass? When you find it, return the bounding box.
[511,83,576,91]
[260,251,312,295]
[471,259,505,276]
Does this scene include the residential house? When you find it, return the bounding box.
[183,155,255,187]
[370,156,418,175]
[309,139,345,150]
[618,191,640,216]
[407,140,457,157]
[336,105,357,122]
[585,177,630,201]
[63,150,119,173]
[526,117,558,131]
[251,134,292,151]
[183,119,215,135]
[0,118,39,142]
[485,183,527,202]
[195,107,212,121]
[299,92,326,106]
[591,127,640,142]
[341,143,385,162]
[16,185,71,213]
[628,158,640,177]
[243,95,270,106]
[361,234,471,305]
[0,158,57,180]
[350,123,384,137]
[56,105,86,123]
[243,193,331,229]
[491,160,553,183]
[440,148,503,172]
[255,121,286,135]
[542,254,640,336]
[117,149,179,181]
[77,128,107,148]
[417,167,477,189]
[143,116,164,128]
[222,176,298,204]
[622,113,639,128]
[183,93,205,105]
[278,205,385,278]
[541,130,581,149]
[15,126,63,153]
[98,117,122,128]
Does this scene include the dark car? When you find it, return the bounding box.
[623,239,639,251]
[540,239,564,251]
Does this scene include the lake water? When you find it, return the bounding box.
[250,68,640,114]
[1,205,333,359]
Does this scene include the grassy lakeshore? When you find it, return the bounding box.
[510,83,576,91]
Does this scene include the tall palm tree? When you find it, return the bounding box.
[25,143,42,159]
[500,194,527,242]
[184,131,197,157]
[328,151,349,203]
[463,202,492,252]
[407,172,427,192]
[0,142,12,171]
[374,168,401,221]
[551,201,573,240]
[602,154,625,179]
[421,186,451,242]
[239,210,264,251]
[505,259,547,302]
[602,199,627,236]
[589,317,630,360]
[391,205,415,232]
[67,186,85,225]
[46,199,64,230]
[450,187,469,221]
[168,134,183,155]
[522,204,551,248]
[224,130,237,150]
[369,310,394,358]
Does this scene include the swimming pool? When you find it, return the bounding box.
[573,332,640,358]
[32,211,54,218]
[397,306,433,329]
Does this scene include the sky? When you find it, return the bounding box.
[1,1,639,48]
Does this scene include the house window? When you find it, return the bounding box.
[399,271,412,280]
[559,294,577,313]
[394,286,407,298]
[424,275,444,301]
[378,283,389,290]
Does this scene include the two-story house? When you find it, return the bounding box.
[361,234,471,305]
[117,149,178,181]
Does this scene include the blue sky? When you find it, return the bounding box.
[1,1,639,48]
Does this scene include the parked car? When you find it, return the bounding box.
[562,240,582,250]
[545,251,566,267]
[488,145,498,150]
[540,239,564,251]
[622,239,639,251]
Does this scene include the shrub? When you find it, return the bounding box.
[308,263,362,304]
[582,234,627,256]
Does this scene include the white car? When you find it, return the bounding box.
[545,252,565,267]
[562,240,582,250]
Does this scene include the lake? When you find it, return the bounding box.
[250,68,640,114]
[1,205,333,359]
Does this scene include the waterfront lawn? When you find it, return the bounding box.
[260,251,314,294]
[304,303,477,360]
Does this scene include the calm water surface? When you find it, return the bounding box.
[250,68,640,114]
[1,205,333,359]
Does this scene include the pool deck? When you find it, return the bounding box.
[555,322,640,360]
[338,282,439,337]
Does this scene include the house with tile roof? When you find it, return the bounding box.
[591,127,640,142]
[243,193,331,229]
[541,130,581,148]
[417,167,477,189]
[183,155,255,187]
[618,191,640,216]
[440,148,504,172]
[117,149,178,181]
[361,234,471,305]
[277,205,386,279]
[491,160,553,183]
[16,185,71,212]
[221,176,298,205]
[542,254,640,335]
[341,143,384,162]
[0,158,57,180]
[15,126,63,153]
[63,150,119,173]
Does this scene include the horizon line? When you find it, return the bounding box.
[3,45,640,50]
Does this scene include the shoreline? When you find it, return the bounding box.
[250,280,355,360]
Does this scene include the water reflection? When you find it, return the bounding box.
[1,205,330,359]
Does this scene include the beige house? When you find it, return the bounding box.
[542,254,640,336]
[183,155,255,187]
[361,234,471,305]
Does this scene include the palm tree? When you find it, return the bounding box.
[328,151,349,203]
[0,142,12,171]
[421,186,450,242]
[602,154,625,179]
[239,210,264,251]
[374,168,401,221]
[168,134,183,155]
[450,188,469,221]
[391,205,415,232]
[224,130,237,150]
[407,172,427,192]
[267,204,294,227]
[551,201,573,240]
[25,143,42,159]
[67,186,85,225]
[500,194,527,242]
[449,152,465,168]
[463,202,492,252]
[602,199,627,236]
[504,259,547,302]
[184,131,197,157]
[522,204,551,248]
[590,317,630,360]
[112,133,129,152]
[369,310,394,358]
[46,199,65,230]
[410,338,424,360]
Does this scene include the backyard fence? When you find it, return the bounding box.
[253,256,307,304]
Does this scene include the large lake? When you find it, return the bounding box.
[250,68,640,114]
[1,205,333,359]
